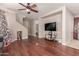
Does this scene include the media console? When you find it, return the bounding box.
[45,31,57,41]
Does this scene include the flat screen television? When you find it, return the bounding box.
[45,22,56,31]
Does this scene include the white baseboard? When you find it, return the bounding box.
[22,37,28,39]
[56,39,67,45]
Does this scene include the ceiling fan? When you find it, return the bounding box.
[18,3,38,14]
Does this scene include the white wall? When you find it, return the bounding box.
[36,12,62,42]
[34,18,45,38]
[33,20,40,36]
[35,6,74,45]
[65,10,79,49]
[24,17,35,36]
[5,11,28,41]
[65,8,74,43]
[36,7,66,44]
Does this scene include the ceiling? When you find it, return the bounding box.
[0,3,79,20]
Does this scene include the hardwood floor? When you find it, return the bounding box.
[2,37,79,56]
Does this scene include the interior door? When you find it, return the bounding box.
[74,18,79,40]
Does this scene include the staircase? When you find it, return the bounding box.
[15,14,28,40]
[16,13,34,37]
[3,11,28,47]
[16,14,28,28]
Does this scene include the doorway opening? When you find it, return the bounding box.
[35,24,39,38]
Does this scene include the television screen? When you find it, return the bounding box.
[45,22,56,31]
